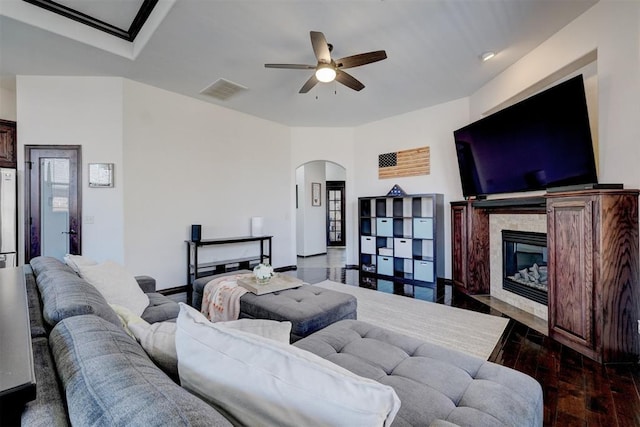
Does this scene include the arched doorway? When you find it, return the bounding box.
[295,160,346,257]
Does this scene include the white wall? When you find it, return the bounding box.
[470,0,640,189]
[122,80,294,288]
[297,161,326,256]
[353,98,471,278]
[326,162,346,181]
[16,76,295,289]
[295,166,305,254]
[16,76,126,264]
[0,80,16,121]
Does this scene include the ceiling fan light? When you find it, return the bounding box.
[315,65,336,83]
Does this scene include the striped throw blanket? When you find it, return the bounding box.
[201,274,250,322]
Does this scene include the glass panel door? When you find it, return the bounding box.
[41,158,71,259]
[25,146,81,262]
[326,181,346,246]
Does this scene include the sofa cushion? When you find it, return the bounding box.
[77,261,149,316]
[295,319,544,427]
[49,314,232,427]
[35,268,121,328]
[141,293,180,323]
[134,275,157,293]
[30,256,75,277]
[176,303,400,427]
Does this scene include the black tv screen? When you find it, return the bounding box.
[453,75,597,198]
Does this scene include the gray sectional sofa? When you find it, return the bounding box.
[18,256,543,426]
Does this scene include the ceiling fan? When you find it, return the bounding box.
[265,31,387,93]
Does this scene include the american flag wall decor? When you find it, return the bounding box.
[378,146,430,179]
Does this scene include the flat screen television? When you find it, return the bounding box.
[453,75,597,198]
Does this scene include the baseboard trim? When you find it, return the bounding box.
[158,285,188,296]
[274,265,297,272]
[439,277,453,287]
[297,252,327,258]
[346,264,358,269]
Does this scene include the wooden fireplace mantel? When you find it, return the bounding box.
[451,189,640,363]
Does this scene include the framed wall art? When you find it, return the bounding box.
[312,182,321,206]
[88,163,114,188]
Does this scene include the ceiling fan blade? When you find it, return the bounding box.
[299,74,319,93]
[335,69,365,91]
[265,64,315,69]
[310,31,331,64]
[335,50,387,69]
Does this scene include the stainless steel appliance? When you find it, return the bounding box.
[0,168,17,268]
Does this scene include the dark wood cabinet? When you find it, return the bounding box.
[450,200,490,294]
[451,190,639,363]
[0,120,17,168]
[547,190,639,363]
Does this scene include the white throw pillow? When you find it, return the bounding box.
[176,303,400,427]
[64,254,97,274]
[219,318,292,344]
[129,320,179,376]
[111,304,291,376]
[78,261,149,316]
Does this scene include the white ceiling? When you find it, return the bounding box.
[0,0,598,127]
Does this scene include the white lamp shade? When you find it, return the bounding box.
[315,66,336,83]
[251,217,264,236]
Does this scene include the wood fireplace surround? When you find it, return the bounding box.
[451,189,640,364]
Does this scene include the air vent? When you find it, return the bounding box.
[199,78,248,101]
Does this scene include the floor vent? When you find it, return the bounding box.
[199,78,248,101]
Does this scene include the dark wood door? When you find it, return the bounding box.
[451,203,468,288]
[547,196,595,357]
[25,146,82,262]
[326,181,345,246]
[0,120,17,168]
[450,200,489,294]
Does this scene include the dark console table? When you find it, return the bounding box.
[185,235,272,304]
[0,267,36,421]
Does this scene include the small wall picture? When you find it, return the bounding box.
[312,182,321,206]
[88,163,114,188]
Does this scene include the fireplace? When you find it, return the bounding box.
[502,230,548,305]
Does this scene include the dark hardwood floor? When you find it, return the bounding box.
[293,250,640,427]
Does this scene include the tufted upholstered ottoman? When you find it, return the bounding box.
[191,273,357,342]
[295,319,543,427]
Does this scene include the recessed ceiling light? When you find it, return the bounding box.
[481,51,496,62]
